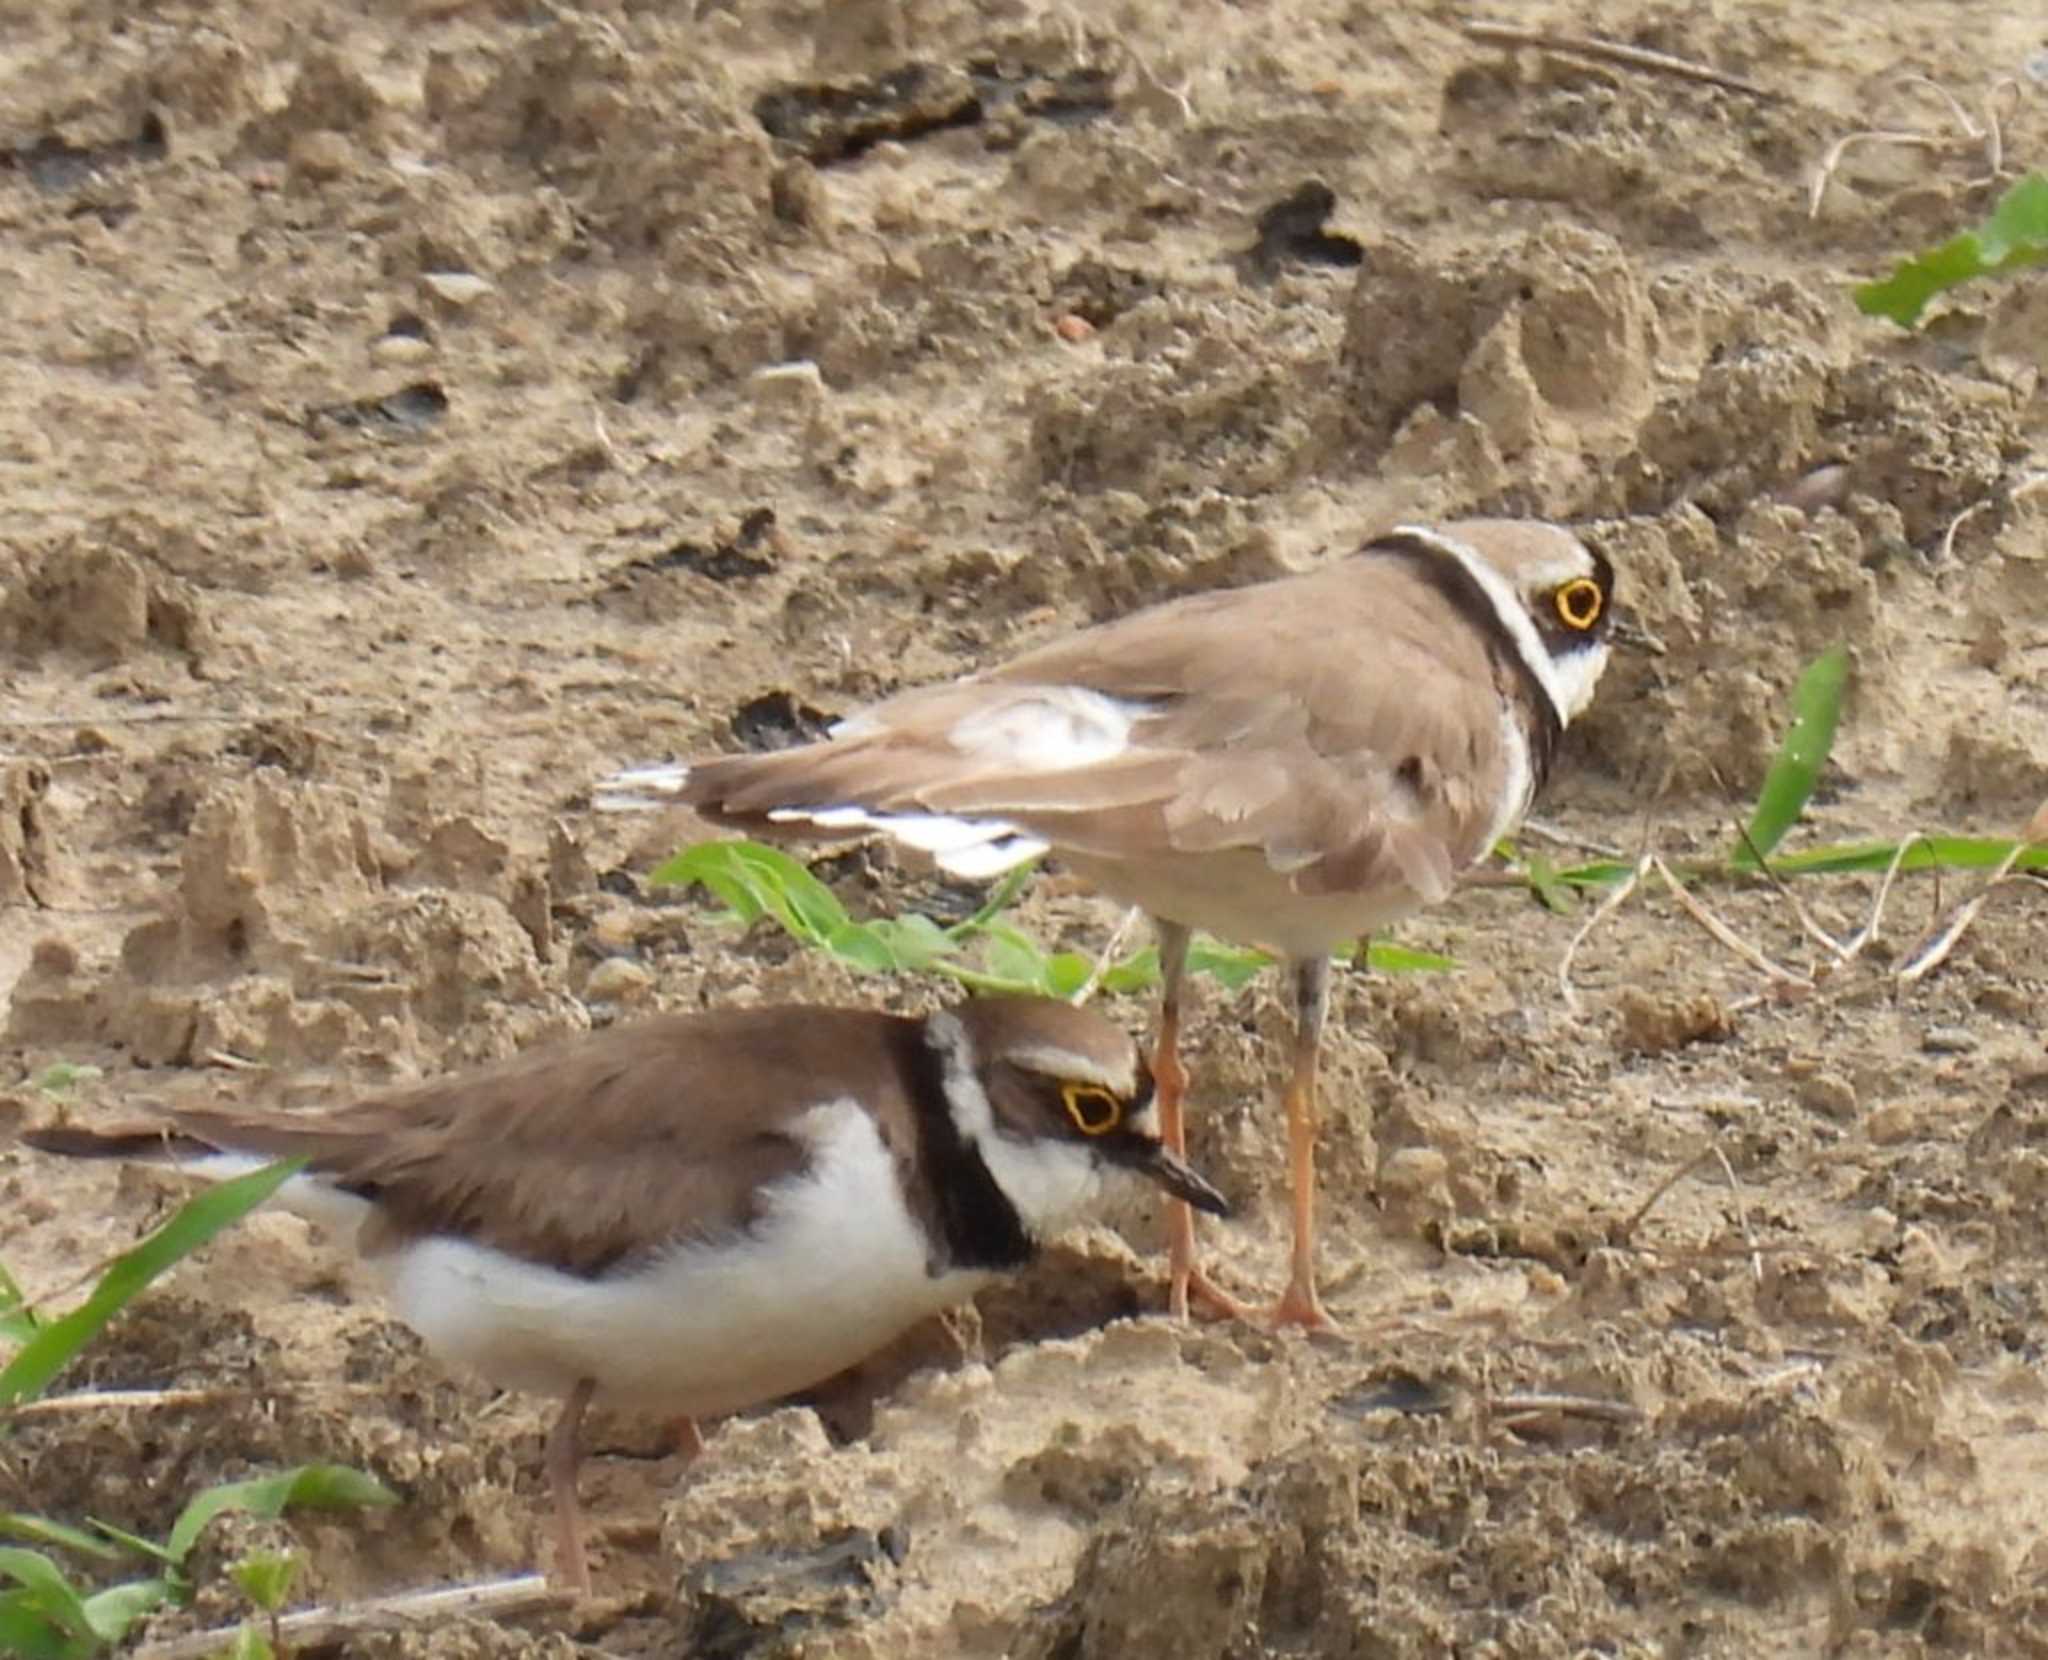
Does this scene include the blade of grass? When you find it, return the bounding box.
[80,1578,179,1644]
[0,1160,305,1409]
[0,1518,127,1564]
[0,1551,93,1644]
[1733,647,1849,868]
[1767,835,2048,878]
[0,1590,85,1660]
[165,1466,398,1565]
[1362,941,1457,974]
[0,1263,39,1347]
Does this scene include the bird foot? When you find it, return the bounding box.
[1263,1280,1337,1334]
[1169,1263,1262,1325]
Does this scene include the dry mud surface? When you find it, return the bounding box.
[4,1,2048,1655]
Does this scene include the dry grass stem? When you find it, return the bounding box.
[1838,832,1931,960]
[1556,854,1652,1015]
[1490,1392,1646,1428]
[1709,1141,1764,1284]
[1463,20,1778,100]
[1619,1141,1720,1241]
[5,1387,231,1419]
[1070,905,1144,1005]
[1651,857,1805,987]
[1895,826,2043,986]
[1516,818,1626,859]
[1809,74,2021,218]
[1732,820,1850,964]
[1939,499,1993,561]
[130,1575,564,1660]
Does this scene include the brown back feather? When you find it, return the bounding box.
[165,1009,934,1277]
[680,550,1527,898]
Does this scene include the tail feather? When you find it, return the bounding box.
[21,1124,216,1162]
[592,762,692,813]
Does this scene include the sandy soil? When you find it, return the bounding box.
[3,1,2047,1654]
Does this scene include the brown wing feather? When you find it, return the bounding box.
[164,1009,928,1276]
[681,553,1519,900]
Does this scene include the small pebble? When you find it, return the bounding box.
[421,271,493,306]
[585,956,653,1003]
[1922,1026,1978,1055]
[749,359,827,410]
[1052,313,1095,343]
[288,128,356,182]
[371,332,434,365]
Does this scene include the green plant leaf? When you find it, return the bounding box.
[0,1160,305,1408]
[228,1550,300,1615]
[1518,851,1577,914]
[220,1622,275,1660]
[1768,834,2048,877]
[0,1591,93,1660]
[0,1551,93,1644]
[1733,647,1849,868]
[0,1589,87,1660]
[1854,171,2048,328]
[79,1579,176,1645]
[1362,941,1458,974]
[653,841,855,947]
[165,1466,396,1566]
[30,1065,102,1101]
[0,1519,125,1565]
[81,1523,175,1568]
[1187,938,1276,989]
[0,1262,39,1347]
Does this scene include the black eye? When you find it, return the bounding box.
[1060,1083,1122,1135]
[1553,577,1604,631]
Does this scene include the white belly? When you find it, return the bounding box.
[375,1099,991,1416]
[1064,848,1427,959]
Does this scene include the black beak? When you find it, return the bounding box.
[1106,1134,1231,1218]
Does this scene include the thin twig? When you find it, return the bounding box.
[201,1049,266,1072]
[0,702,381,729]
[1838,831,1929,960]
[1557,854,1650,1015]
[6,1387,227,1420]
[131,1575,564,1660]
[1895,833,2039,985]
[1489,1392,1645,1427]
[1516,818,1626,859]
[1071,905,1144,1006]
[7,1382,397,1421]
[1463,19,1779,100]
[1730,819,1849,963]
[1808,130,1944,218]
[1939,499,1992,561]
[1619,1142,1719,1241]
[1708,1142,1763,1284]
[1651,857,1806,986]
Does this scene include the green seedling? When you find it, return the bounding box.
[1731,645,1849,869]
[0,1160,305,1409]
[27,1068,101,1102]
[0,1470,392,1659]
[1855,170,2048,328]
[653,839,1453,996]
[1509,646,2048,896]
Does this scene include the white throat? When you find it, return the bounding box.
[923,1012,1106,1238]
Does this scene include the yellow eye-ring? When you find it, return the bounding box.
[1061,1083,1123,1136]
[1554,578,1604,631]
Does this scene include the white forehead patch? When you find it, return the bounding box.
[1000,1041,1139,1100]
